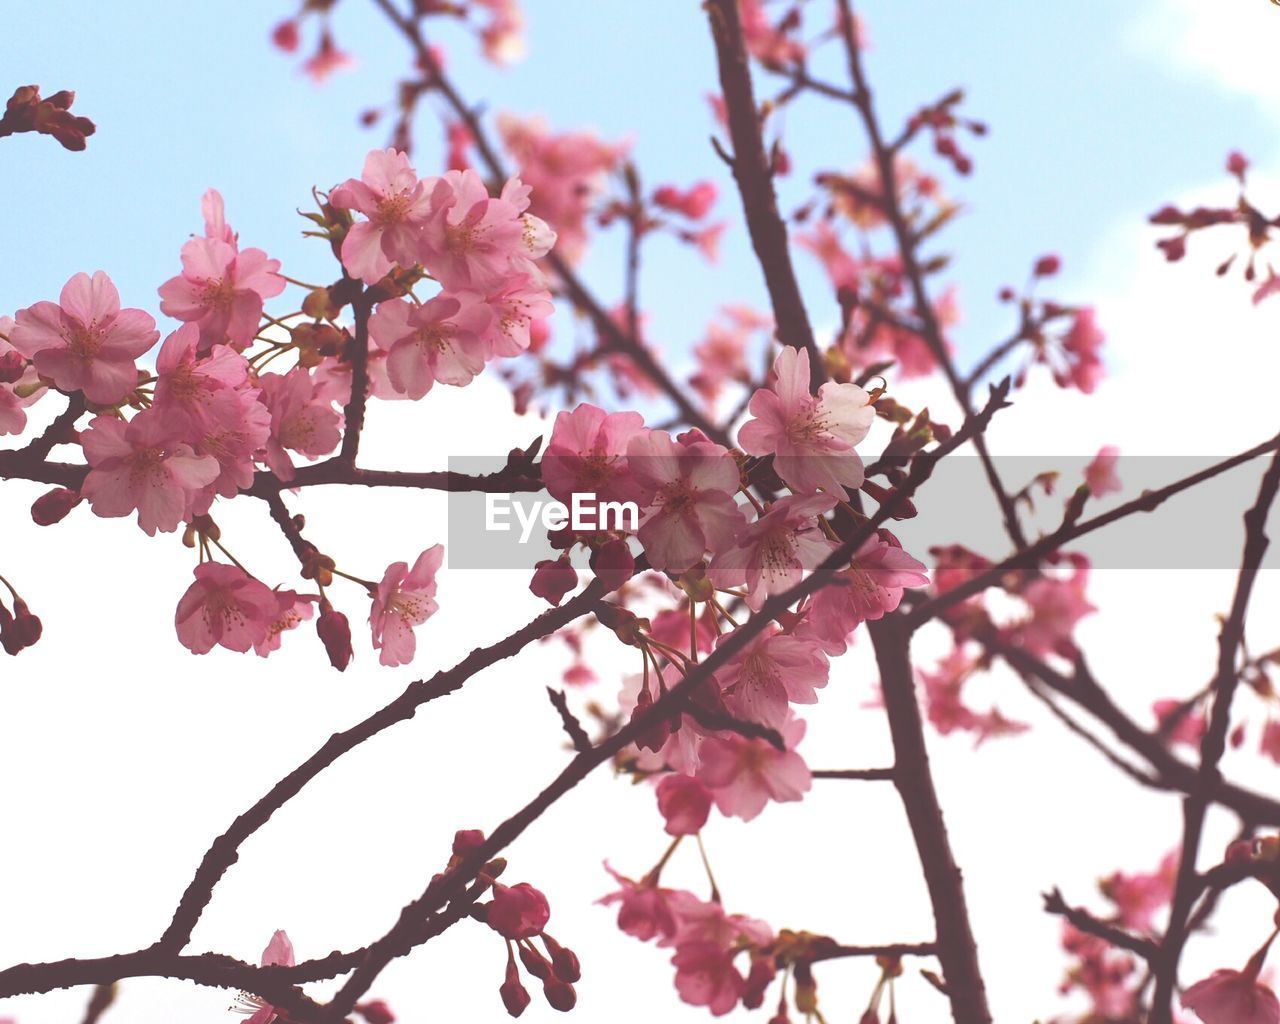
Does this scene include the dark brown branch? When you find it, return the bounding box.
[704,0,825,390]
[812,767,895,781]
[1152,447,1280,1021]
[907,432,1280,628]
[809,940,937,962]
[337,287,371,464]
[546,687,592,754]
[1042,888,1158,962]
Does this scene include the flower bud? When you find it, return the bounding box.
[316,598,353,671]
[542,977,577,1012]
[30,487,81,526]
[355,1000,395,1024]
[517,943,552,981]
[499,957,531,1018]
[530,556,577,606]
[589,538,634,592]
[1033,254,1061,277]
[487,883,551,940]
[542,933,581,983]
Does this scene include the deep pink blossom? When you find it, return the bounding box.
[174,562,280,655]
[598,865,683,943]
[11,271,157,403]
[738,347,875,499]
[80,411,219,536]
[1183,970,1280,1024]
[654,181,717,220]
[487,882,551,940]
[330,149,436,283]
[370,545,443,667]
[530,556,577,606]
[368,295,491,398]
[627,428,745,574]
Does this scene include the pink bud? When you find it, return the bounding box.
[589,539,634,593]
[355,1000,396,1024]
[487,883,551,940]
[500,956,531,1018]
[31,487,82,526]
[316,598,353,671]
[1227,150,1249,180]
[542,977,577,1013]
[452,828,486,858]
[1033,254,1061,277]
[530,556,577,606]
[271,19,300,52]
[542,933,581,983]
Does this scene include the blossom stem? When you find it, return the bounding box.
[695,833,722,904]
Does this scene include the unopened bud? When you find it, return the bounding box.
[316,598,353,671]
[500,957,531,1018]
[355,1000,395,1024]
[542,977,577,1013]
[542,933,581,983]
[31,487,81,526]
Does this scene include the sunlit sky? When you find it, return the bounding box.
[4,2,1280,1023]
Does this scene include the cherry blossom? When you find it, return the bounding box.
[80,411,219,536]
[1183,970,1280,1024]
[655,773,713,836]
[0,315,44,436]
[370,545,443,667]
[330,148,436,284]
[1084,444,1122,497]
[541,403,646,506]
[709,494,837,611]
[253,591,317,658]
[715,628,829,730]
[368,295,491,398]
[174,563,280,655]
[697,714,811,821]
[738,346,875,499]
[598,865,683,943]
[628,428,745,574]
[10,271,158,404]
[157,235,284,352]
[257,368,343,481]
[232,929,295,1024]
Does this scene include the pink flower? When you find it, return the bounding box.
[671,941,745,1016]
[487,882,551,940]
[0,315,45,436]
[1153,699,1207,748]
[1012,555,1095,659]
[11,271,158,403]
[462,273,554,358]
[1184,970,1280,1024]
[158,236,284,351]
[541,403,646,506]
[697,715,811,821]
[655,773,713,836]
[1059,307,1105,394]
[1101,851,1177,934]
[627,429,745,574]
[419,171,555,292]
[715,629,828,730]
[738,347,875,499]
[654,181,717,220]
[499,115,627,264]
[330,149,435,284]
[302,30,355,84]
[690,310,757,408]
[174,562,280,655]
[370,545,443,667]
[474,0,526,64]
[258,368,343,481]
[253,591,316,657]
[233,929,296,1024]
[80,411,219,536]
[598,865,682,943]
[152,324,251,438]
[1084,444,1122,497]
[709,494,836,610]
[368,295,491,398]
[1262,720,1280,763]
[530,556,577,606]
[804,532,929,654]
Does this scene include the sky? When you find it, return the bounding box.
[3,1,1280,1022]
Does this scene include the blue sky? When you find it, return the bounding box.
[2,0,1274,389]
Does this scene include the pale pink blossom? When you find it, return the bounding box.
[474,0,526,64]
[654,181,717,220]
[498,114,627,264]
[709,494,836,610]
[368,295,491,398]
[158,235,284,351]
[598,864,683,943]
[655,773,713,836]
[715,628,828,730]
[190,389,272,509]
[627,429,745,574]
[1183,970,1280,1024]
[542,403,646,506]
[696,714,811,821]
[257,368,343,481]
[370,545,443,667]
[461,274,554,358]
[11,271,158,404]
[738,346,875,499]
[419,170,554,292]
[253,591,317,658]
[232,929,296,1024]
[152,324,251,438]
[1012,555,1095,659]
[1101,850,1177,933]
[302,31,355,84]
[80,411,219,535]
[1084,444,1122,497]
[804,532,929,654]
[330,149,435,283]
[174,563,280,655]
[0,315,44,436]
